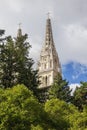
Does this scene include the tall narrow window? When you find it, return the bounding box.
[45,76,47,86]
[42,77,45,86]
[44,64,47,69]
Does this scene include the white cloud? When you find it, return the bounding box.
[72,62,87,80]
[57,24,87,65]
[69,83,80,95]
[30,35,42,64]
[7,0,23,13]
[0,0,87,67]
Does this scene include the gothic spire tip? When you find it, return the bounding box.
[47,12,51,19]
[18,23,22,29]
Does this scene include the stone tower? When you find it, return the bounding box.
[38,17,61,88]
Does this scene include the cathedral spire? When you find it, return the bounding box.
[45,16,54,46]
[17,23,22,37]
[38,17,61,88]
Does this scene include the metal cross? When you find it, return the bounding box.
[47,12,51,19]
[18,23,22,28]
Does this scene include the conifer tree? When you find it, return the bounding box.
[0,29,5,42]
[49,73,72,102]
[0,29,4,36]
[15,34,39,96]
[73,82,87,110]
[0,32,39,97]
[0,36,18,88]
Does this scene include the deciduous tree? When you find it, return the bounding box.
[0,84,46,130]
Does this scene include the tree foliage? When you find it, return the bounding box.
[49,73,72,102]
[44,98,87,130]
[0,29,7,42]
[44,99,69,130]
[0,85,86,129]
[0,29,4,37]
[0,33,39,97]
[73,82,87,110]
[0,37,17,88]
[0,84,46,130]
[69,105,87,130]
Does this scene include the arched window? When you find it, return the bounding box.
[44,64,47,69]
[42,77,45,86]
[50,60,52,68]
[45,76,47,86]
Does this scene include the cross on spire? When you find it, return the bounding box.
[18,23,22,29]
[17,23,22,37]
[47,12,51,19]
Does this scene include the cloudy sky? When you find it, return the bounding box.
[0,0,87,85]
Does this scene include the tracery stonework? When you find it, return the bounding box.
[38,18,61,88]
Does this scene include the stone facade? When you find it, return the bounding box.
[38,18,61,88]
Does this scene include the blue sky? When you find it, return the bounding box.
[0,0,87,86]
[62,62,87,84]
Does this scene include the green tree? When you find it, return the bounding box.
[0,29,4,37]
[44,98,78,130]
[0,84,46,130]
[0,29,8,42]
[0,84,60,130]
[44,98,87,130]
[14,34,39,96]
[0,33,39,97]
[0,84,86,130]
[49,73,72,102]
[73,82,87,110]
[69,105,87,130]
[0,37,18,88]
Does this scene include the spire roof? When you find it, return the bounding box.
[38,17,62,88]
[45,17,54,47]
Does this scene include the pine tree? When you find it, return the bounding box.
[49,73,72,102]
[73,82,87,110]
[0,32,39,98]
[0,36,18,88]
[14,34,39,96]
[0,29,4,37]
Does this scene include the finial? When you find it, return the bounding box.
[17,23,22,37]
[18,23,22,29]
[47,12,51,19]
